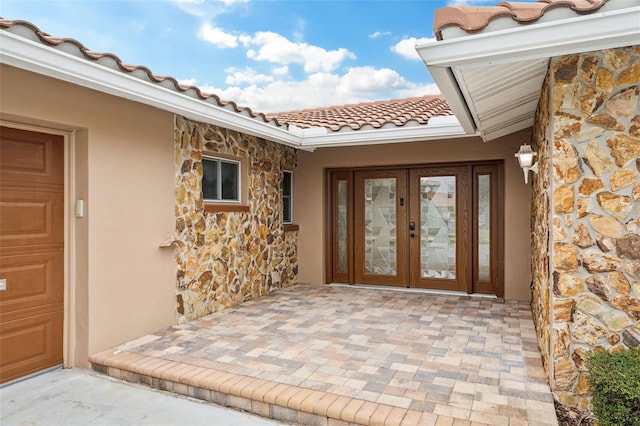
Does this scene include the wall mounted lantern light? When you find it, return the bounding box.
[514,143,538,184]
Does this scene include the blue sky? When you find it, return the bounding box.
[2,0,506,113]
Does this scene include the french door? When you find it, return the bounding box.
[327,162,503,296]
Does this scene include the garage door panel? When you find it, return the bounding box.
[0,252,64,312]
[0,190,64,246]
[0,310,63,383]
[0,127,64,186]
[0,126,64,384]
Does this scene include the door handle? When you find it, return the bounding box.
[409,221,415,231]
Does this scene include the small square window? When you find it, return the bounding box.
[283,171,293,224]
[202,156,240,202]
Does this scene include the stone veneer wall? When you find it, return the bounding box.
[531,69,552,379]
[532,46,640,414]
[174,115,298,323]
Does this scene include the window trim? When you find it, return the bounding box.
[202,154,242,204]
[283,170,293,224]
[201,152,248,213]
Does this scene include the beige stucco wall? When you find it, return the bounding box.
[294,130,533,301]
[0,65,176,364]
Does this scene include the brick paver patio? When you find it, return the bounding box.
[90,284,558,425]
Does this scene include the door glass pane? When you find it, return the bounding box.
[337,180,348,273]
[363,178,396,275]
[420,176,456,279]
[478,175,491,281]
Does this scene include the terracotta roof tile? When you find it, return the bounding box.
[0,18,280,127]
[0,18,452,134]
[266,96,452,131]
[433,0,608,40]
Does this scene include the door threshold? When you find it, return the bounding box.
[329,283,497,298]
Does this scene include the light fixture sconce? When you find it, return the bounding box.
[515,143,538,184]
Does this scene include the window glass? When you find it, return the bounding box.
[202,158,218,200]
[221,161,239,200]
[283,171,292,223]
[477,174,491,281]
[202,156,240,202]
[337,179,347,273]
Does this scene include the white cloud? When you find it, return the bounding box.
[272,66,289,76]
[391,37,436,60]
[171,0,208,18]
[224,67,274,85]
[217,0,249,5]
[369,31,391,39]
[241,31,356,73]
[197,22,238,48]
[171,0,247,19]
[337,67,409,96]
[177,78,198,87]
[292,17,306,43]
[192,67,440,113]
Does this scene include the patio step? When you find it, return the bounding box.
[90,349,440,426]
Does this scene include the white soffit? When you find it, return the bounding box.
[417,4,640,141]
[455,59,549,141]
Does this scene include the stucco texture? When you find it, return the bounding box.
[0,64,177,364]
[294,131,533,301]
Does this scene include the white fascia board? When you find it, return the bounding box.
[288,124,329,138]
[0,30,304,149]
[416,6,640,68]
[299,119,475,149]
[427,66,477,136]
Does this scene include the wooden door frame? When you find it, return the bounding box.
[325,161,504,297]
[353,169,408,287]
[408,165,471,292]
[0,120,83,370]
[325,170,354,284]
[472,163,505,297]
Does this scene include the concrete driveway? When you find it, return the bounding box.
[0,368,283,425]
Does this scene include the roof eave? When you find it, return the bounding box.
[299,116,475,149]
[1,25,476,151]
[416,5,640,141]
[0,30,305,150]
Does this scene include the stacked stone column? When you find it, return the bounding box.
[533,46,640,413]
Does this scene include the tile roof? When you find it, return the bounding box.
[0,18,452,134]
[433,0,608,40]
[266,96,452,132]
[0,19,282,125]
